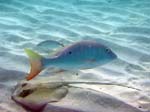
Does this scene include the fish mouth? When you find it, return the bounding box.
[112,52,117,59]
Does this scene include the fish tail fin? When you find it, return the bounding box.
[25,48,44,81]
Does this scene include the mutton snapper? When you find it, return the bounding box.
[25,41,117,81]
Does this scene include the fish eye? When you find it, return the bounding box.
[106,48,110,53]
[68,51,72,54]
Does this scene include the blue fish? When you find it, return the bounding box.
[25,40,117,80]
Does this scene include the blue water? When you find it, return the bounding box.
[0,0,150,111]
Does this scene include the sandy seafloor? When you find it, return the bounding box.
[0,0,150,112]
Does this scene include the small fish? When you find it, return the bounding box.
[25,40,117,81]
[35,40,64,54]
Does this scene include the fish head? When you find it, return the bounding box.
[99,46,117,63]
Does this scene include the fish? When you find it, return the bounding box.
[35,40,64,54]
[25,40,117,81]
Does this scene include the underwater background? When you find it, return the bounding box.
[0,0,150,111]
